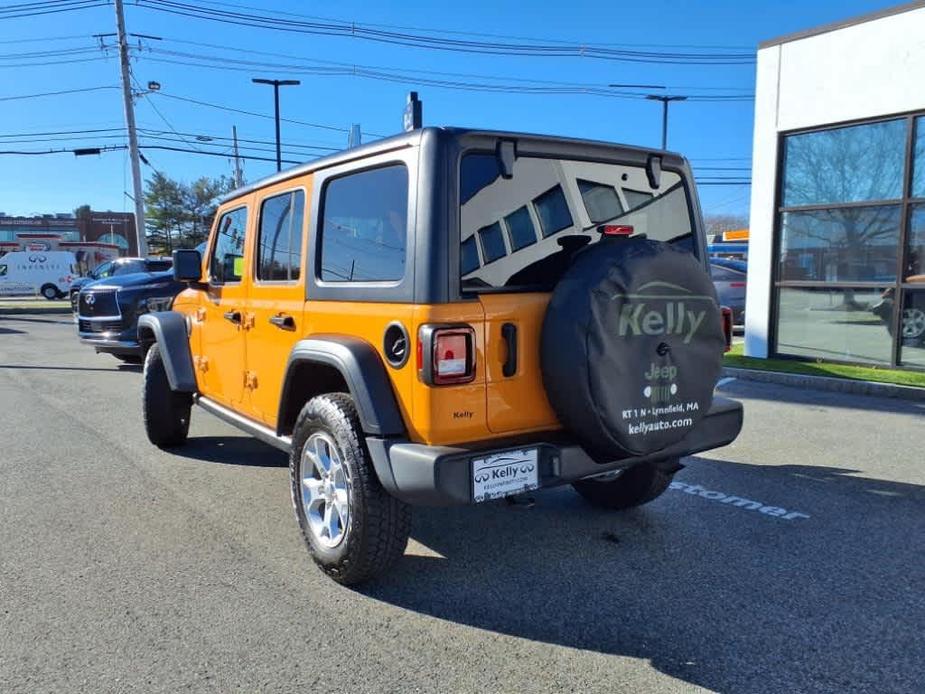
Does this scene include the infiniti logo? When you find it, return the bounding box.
[28,255,47,263]
[85,294,96,305]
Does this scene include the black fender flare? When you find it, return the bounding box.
[137,312,197,393]
[279,336,405,437]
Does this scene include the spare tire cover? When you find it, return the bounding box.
[541,238,724,458]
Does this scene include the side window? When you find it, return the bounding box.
[460,236,480,276]
[478,222,507,264]
[0,264,6,277]
[623,188,654,210]
[533,185,573,237]
[504,206,537,251]
[578,179,624,224]
[319,164,407,282]
[257,190,305,282]
[209,207,248,284]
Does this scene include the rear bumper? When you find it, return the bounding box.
[366,397,744,506]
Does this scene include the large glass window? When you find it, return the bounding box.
[899,288,925,368]
[257,190,305,282]
[908,204,925,278]
[319,164,407,282]
[209,207,247,284]
[778,206,900,282]
[782,119,906,207]
[460,236,480,276]
[913,117,925,199]
[776,287,894,364]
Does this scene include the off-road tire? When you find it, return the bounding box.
[572,461,675,510]
[142,343,191,448]
[290,393,410,585]
[40,283,59,301]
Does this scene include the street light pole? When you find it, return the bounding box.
[646,94,688,150]
[252,78,301,172]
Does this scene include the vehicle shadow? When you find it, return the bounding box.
[360,457,925,692]
[172,435,288,467]
[0,327,26,335]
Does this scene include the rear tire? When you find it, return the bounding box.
[290,393,410,585]
[572,461,676,510]
[40,284,58,301]
[142,343,191,448]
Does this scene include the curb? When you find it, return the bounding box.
[722,367,925,402]
[0,306,72,316]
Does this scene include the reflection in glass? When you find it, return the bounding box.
[504,206,537,251]
[460,236,480,276]
[778,206,900,282]
[782,119,906,207]
[777,286,894,364]
[907,204,925,278]
[533,185,572,237]
[914,117,925,198]
[899,289,925,368]
[478,222,506,263]
[578,179,623,223]
[320,165,407,282]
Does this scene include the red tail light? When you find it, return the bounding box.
[720,306,733,352]
[730,281,746,288]
[418,325,476,385]
[600,224,634,236]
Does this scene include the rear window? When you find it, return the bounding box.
[459,153,696,291]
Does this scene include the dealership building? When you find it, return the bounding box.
[746,1,925,370]
[0,211,137,272]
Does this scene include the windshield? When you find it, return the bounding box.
[459,153,696,291]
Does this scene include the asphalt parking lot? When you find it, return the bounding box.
[1,312,924,693]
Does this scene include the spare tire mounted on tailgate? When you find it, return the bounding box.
[541,237,724,459]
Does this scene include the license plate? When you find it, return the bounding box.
[472,448,539,503]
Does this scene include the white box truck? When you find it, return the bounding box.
[0,251,77,300]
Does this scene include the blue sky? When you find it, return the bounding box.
[0,0,901,219]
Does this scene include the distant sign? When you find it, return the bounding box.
[25,242,51,252]
[403,91,422,132]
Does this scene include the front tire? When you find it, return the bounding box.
[142,343,191,448]
[290,393,410,585]
[572,461,677,510]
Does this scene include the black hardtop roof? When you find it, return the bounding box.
[220,126,688,204]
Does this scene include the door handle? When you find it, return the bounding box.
[502,322,517,377]
[269,313,295,330]
[223,310,241,324]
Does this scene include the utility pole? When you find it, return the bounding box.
[231,125,244,187]
[646,94,688,151]
[113,0,147,256]
[251,78,300,172]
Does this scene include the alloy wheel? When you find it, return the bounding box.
[300,432,352,548]
[902,307,925,339]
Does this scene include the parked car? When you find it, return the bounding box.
[871,275,925,344]
[0,250,77,300]
[710,262,747,326]
[137,127,742,585]
[77,269,183,364]
[69,257,173,313]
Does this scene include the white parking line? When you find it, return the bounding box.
[669,481,810,521]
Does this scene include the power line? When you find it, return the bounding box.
[0,1,109,20]
[134,0,755,65]
[140,47,754,101]
[0,85,118,102]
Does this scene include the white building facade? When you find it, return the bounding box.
[746,1,925,370]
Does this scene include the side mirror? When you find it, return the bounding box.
[173,249,203,282]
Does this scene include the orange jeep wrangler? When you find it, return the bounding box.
[138,128,743,585]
